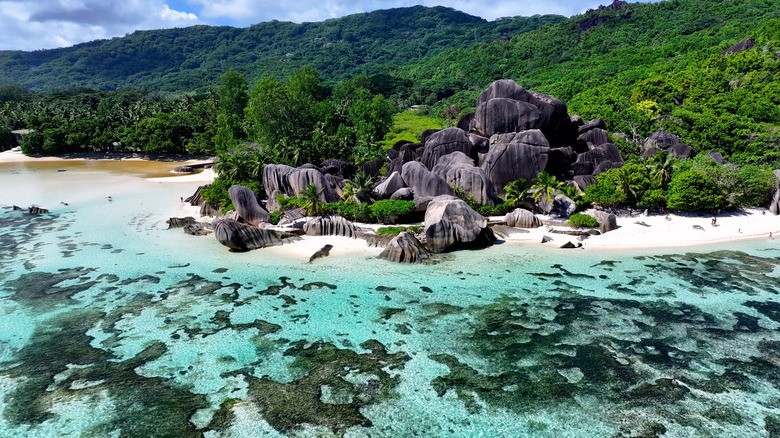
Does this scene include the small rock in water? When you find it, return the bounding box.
[308,244,333,263]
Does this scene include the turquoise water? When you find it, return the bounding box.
[2,162,780,437]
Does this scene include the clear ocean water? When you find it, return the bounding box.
[1,161,780,438]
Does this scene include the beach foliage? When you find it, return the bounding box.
[568,214,598,228]
[666,169,726,211]
[369,200,416,223]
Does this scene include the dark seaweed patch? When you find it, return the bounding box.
[5,267,97,307]
[0,310,207,437]
[235,340,409,435]
[300,281,337,291]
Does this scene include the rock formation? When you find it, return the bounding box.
[229,185,270,225]
[374,172,406,199]
[401,161,453,198]
[378,232,430,264]
[588,210,619,233]
[432,152,497,205]
[770,170,780,215]
[424,195,496,253]
[420,128,473,169]
[263,164,295,199]
[505,208,542,228]
[304,216,358,238]
[213,218,294,251]
[480,143,549,193]
[166,217,197,229]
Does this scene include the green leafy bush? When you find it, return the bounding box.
[376,226,407,236]
[568,214,598,228]
[666,169,726,211]
[202,176,260,212]
[477,202,513,217]
[369,200,416,222]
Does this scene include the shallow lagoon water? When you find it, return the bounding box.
[1,162,780,437]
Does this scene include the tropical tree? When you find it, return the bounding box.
[341,172,376,204]
[502,178,530,208]
[300,183,326,216]
[646,151,675,189]
[531,172,564,211]
[666,169,726,211]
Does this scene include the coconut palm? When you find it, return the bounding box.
[341,172,376,204]
[502,178,530,207]
[300,183,325,216]
[646,151,675,190]
[531,172,564,204]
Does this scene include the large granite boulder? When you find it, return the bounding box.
[166,217,197,229]
[491,129,550,147]
[472,98,543,138]
[360,158,387,178]
[770,170,780,215]
[528,91,577,148]
[577,118,607,135]
[288,167,342,203]
[213,218,293,251]
[668,143,696,159]
[401,161,453,198]
[707,150,727,165]
[480,143,549,194]
[390,187,414,201]
[549,194,577,218]
[505,208,542,228]
[432,152,497,206]
[266,189,284,212]
[572,143,624,176]
[263,164,295,199]
[229,185,270,225]
[421,128,473,169]
[321,159,357,179]
[477,79,532,104]
[304,216,358,238]
[573,175,597,192]
[185,184,209,206]
[645,130,680,150]
[723,38,755,55]
[378,232,430,264]
[588,210,619,233]
[577,128,611,149]
[374,171,407,199]
[457,112,475,132]
[424,195,496,253]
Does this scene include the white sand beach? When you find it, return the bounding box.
[3,149,778,255]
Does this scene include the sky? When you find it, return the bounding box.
[0,0,660,51]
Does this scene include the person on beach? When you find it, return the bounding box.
[712,217,717,226]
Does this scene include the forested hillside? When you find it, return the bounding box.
[400,0,780,165]
[0,6,563,92]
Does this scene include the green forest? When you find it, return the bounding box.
[1,0,779,215]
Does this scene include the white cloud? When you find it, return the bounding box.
[0,0,199,50]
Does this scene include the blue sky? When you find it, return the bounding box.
[0,0,660,51]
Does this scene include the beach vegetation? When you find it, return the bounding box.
[341,172,377,204]
[503,179,531,208]
[666,169,726,211]
[299,183,326,216]
[369,200,416,223]
[568,214,598,228]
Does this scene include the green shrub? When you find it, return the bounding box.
[568,214,598,228]
[376,226,407,236]
[638,188,667,208]
[666,169,726,211]
[477,202,513,217]
[370,200,415,222]
[202,176,260,212]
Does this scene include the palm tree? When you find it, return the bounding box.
[300,183,325,217]
[502,178,530,207]
[646,151,674,190]
[341,172,376,204]
[616,166,639,204]
[531,171,564,205]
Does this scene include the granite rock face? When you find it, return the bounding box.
[288,167,342,203]
[643,130,696,159]
[588,210,619,233]
[213,218,292,251]
[505,208,542,228]
[421,128,473,170]
[480,143,549,194]
[374,172,407,199]
[401,161,453,198]
[432,152,497,206]
[229,185,270,225]
[572,143,624,176]
[378,232,430,264]
[263,164,295,199]
[473,98,543,138]
[304,216,357,238]
[166,217,197,229]
[770,170,780,215]
[424,195,496,253]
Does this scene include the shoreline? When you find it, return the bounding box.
[3,149,777,257]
